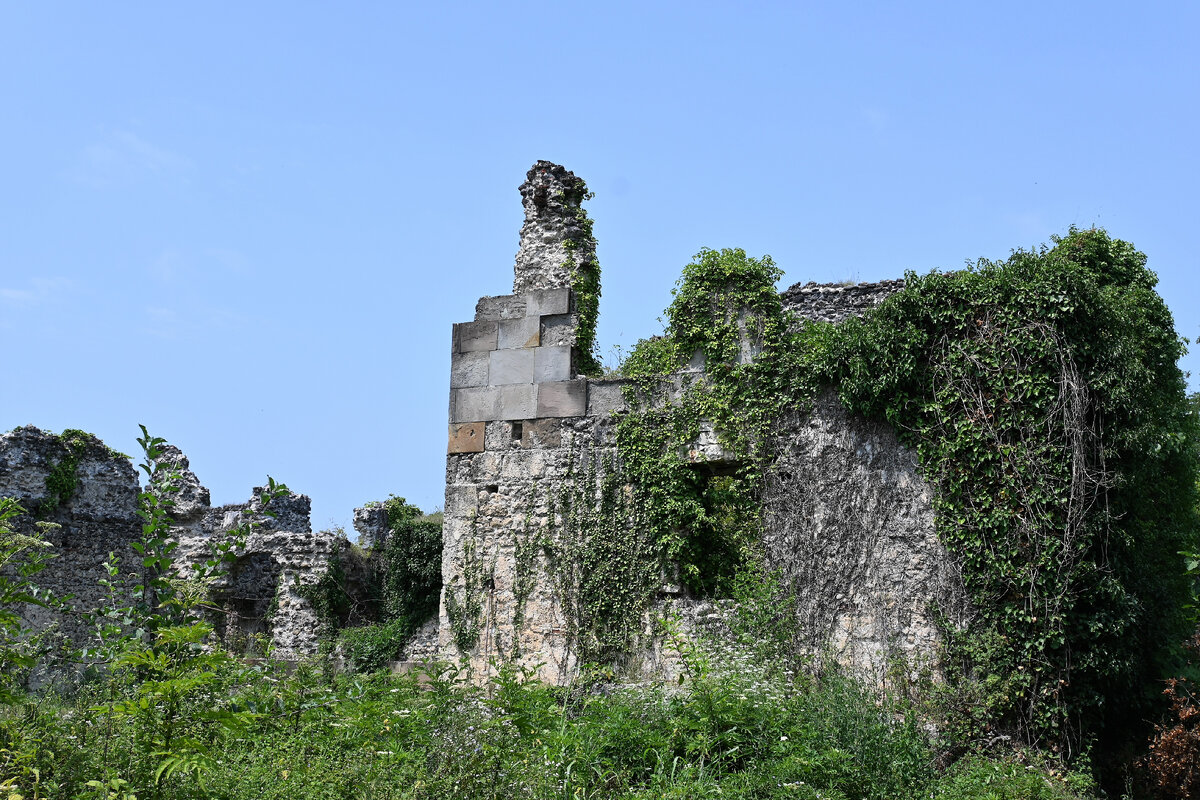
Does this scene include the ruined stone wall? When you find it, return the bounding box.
[439,162,963,686]
[781,279,906,323]
[512,161,595,296]
[0,427,334,660]
[764,391,967,678]
[0,426,142,646]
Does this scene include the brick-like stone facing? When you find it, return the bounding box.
[436,165,966,690]
[454,320,498,353]
[780,279,906,324]
[497,316,540,349]
[536,380,587,418]
[450,351,489,389]
[489,349,535,385]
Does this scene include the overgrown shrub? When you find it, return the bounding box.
[303,496,443,665]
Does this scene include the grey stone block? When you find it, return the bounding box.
[450,351,489,388]
[475,294,526,321]
[495,384,537,420]
[452,386,500,423]
[540,313,577,347]
[537,380,587,418]
[586,379,628,416]
[534,346,572,383]
[527,288,570,318]
[455,320,497,353]
[489,348,535,385]
[498,316,540,349]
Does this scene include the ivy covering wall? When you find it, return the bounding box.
[302,497,442,671]
[607,229,1198,757]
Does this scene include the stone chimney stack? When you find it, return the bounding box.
[513,161,596,295]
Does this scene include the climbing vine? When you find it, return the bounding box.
[544,441,656,667]
[617,248,831,592]
[561,176,602,377]
[611,233,1198,758]
[509,490,542,657]
[444,515,491,657]
[829,228,1199,751]
[36,429,96,518]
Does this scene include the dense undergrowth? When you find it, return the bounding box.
[609,230,1199,781]
[2,651,1099,800]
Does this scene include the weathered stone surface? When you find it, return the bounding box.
[450,351,489,389]
[496,384,537,420]
[489,348,535,385]
[681,420,737,467]
[353,503,390,548]
[534,345,572,383]
[586,380,628,416]
[520,418,562,449]
[454,320,498,353]
[475,294,526,322]
[526,288,570,318]
[513,161,596,295]
[781,279,905,324]
[0,426,335,663]
[448,422,485,453]
[762,390,968,681]
[437,162,961,690]
[0,426,141,650]
[497,316,540,349]
[539,313,578,349]
[536,380,587,418]
[451,387,498,423]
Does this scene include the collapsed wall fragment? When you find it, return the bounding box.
[0,427,335,660]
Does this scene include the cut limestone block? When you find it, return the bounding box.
[534,346,572,383]
[537,380,587,418]
[498,316,540,349]
[490,348,535,385]
[586,380,628,416]
[452,387,499,423]
[450,351,489,389]
[454,320,498,353]
[526,288,571,318]
[496,384,537,420]
[475,294,526,321]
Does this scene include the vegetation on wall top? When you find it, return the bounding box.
[608,230,1199,763]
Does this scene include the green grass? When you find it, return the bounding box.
[0,659,1096,800]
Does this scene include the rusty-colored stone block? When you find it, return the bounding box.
[448,422,486,453]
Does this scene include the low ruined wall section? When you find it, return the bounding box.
[0,428,333,660]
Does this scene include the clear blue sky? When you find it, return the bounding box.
[3,2,1197,532]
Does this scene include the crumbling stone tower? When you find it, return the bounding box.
[441,162,624,680]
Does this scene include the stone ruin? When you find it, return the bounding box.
[0,426,335,659]
[438,161,967,683]
[2,160,968,686]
